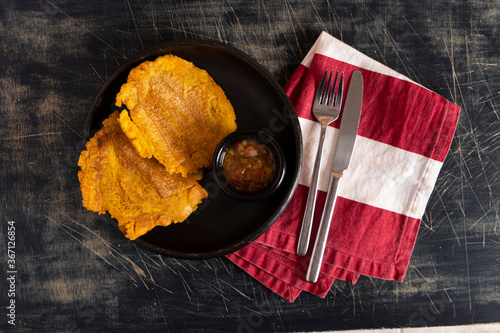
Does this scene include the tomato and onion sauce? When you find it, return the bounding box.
[222,137,276,192]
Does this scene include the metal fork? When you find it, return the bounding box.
[297,70,344,257]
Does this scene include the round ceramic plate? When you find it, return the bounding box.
[83,39,302,259]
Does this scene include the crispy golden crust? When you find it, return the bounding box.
[115,54,237,176]
[78,112,208,240]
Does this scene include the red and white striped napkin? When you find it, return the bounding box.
[226,31,460,302]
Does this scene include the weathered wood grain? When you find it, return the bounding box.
[0,0,498,332]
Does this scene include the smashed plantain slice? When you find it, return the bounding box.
[78,111,208,240]
[115,54,237,177]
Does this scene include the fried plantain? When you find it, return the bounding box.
[115,54,237,177]
[78,111,208,240]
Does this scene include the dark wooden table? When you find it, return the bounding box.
[1,1,498,332]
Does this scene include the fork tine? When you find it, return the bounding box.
[335,72,344,107]
[327,71,339,106]
[314,70,328,104]
[323,71,333,104]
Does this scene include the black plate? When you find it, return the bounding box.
[83,39,302,259]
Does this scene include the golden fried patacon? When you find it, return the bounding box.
[78,111,208,240]
[115,54,237,177]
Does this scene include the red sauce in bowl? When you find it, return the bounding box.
[222,137,276,192]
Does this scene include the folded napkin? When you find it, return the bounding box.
[226,31,460,302]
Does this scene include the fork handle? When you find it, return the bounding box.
[297,124,328,257]
[306,170,342,283]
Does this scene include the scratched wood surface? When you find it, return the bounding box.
[0,0,499,332]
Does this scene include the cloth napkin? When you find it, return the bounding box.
[226,31,460,302]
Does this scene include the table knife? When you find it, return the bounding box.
[306,70,363,283]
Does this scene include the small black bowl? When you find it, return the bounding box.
[212,129,286,201]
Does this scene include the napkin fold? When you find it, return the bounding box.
[226,31,460,302]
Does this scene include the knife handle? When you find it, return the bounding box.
[306,171,342,283]
[297,124,328,257]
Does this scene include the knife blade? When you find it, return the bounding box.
[306,70,363,283]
